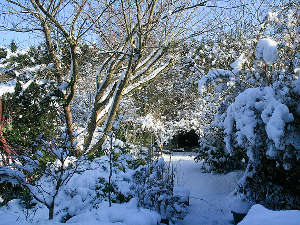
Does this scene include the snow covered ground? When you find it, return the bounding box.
[1,152,299,225]
[239,204,300,225]
[164,152,249,225]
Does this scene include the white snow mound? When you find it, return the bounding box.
[255,38,278,65]
[238,204,300,225]
[0,80,16,97]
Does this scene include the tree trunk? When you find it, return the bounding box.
[108,134,113,207]
[48,202,54,220]
[65,43,81,155]
[42,20,63,84]
[63,104,76,147]
[88,53,134,155]
[0,98,2,124]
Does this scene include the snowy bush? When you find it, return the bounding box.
[2,78,60,152]
[196,4,300,209]
[224,86,294,160]
[195,135,246,173]
[0,134,82,219]
[222,83,300,209]
[131,158,188,223]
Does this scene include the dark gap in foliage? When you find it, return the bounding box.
[170,129,199,151]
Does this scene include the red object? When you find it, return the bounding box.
[0,98,16,166]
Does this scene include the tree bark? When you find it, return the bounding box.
[65,43,81,155]
[88,53,134,155]
[48,202,54,220]
[42,20,63,84]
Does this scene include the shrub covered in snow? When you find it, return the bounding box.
[131,158,188,223]
[223,84,300,209]
[196,4,300,209]
[2,78,60,152]
[195,136,246,173]
[0,133,89,220]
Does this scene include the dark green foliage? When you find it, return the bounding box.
[3,80,60,152]
[9,41,17,53]
[195,143,246,173]
[0,182,23,206]
[0,48,7,59]
[238,160,300,210]
[126,158,146,170]
[95,177,132,204]
[0,183,35,209]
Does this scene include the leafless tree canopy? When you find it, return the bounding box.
[0,0,279,155]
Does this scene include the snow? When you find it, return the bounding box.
[124,61,170,95]
[198,69,233,95]
[294,76,300,95]
[0,80,16,96]
[224,87,293,156]
[1,152,300,225]
[267,12,278,22]
[255,38,278,65]
[67,199,160,225]
[230,53,246,72]
[163,153,250,225]
[58,82,69,93]
[0,199,160,225]
[238,204,300,225]
[0,155,161,225]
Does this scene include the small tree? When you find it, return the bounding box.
[0,134,81,220]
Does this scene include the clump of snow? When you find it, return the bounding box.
[294,75,300,95]
[0,80,16,97]
[67,199,160,225]
[230,53,246,72]
[266,12,278,22]
[238,204,300,225]
[198,69,233,95]
[224,87,293,157]
[255,38,278,65]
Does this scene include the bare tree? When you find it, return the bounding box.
[0,0,115,154]
[0,135,81,219]
[0,0,248,155]
[82,0,232,154]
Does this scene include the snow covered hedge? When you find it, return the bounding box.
[196,5,300,209]
[223,83,300,209]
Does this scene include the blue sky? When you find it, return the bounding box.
[0,0,286,49]
[0,30,42,48]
